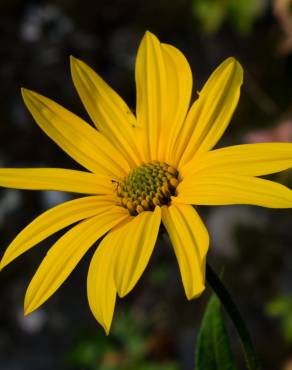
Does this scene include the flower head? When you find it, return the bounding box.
[1,31,292,334]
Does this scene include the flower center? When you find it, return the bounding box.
[115,161,179,215]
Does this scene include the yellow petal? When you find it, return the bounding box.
[113,206,161,297]
[87,221,130,334]
[135,32,166,161]
[24,206,129,315]
[176,174,292,208]
[70,56,143,168]
[21,88,130,179]
[135,32,192,162]
[0,168,112,194]
[178,58,243,168]
[0,195,117,269]
[161,204,208,299]
[159,43,192,163]
[181,143,292,178]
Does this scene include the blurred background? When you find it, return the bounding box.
[0,0,292,369]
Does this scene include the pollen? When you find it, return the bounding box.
[116,161,179,215]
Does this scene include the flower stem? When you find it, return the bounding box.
[206,263,261,370]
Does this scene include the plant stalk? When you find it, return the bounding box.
[206,263,261,370]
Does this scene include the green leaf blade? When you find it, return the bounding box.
[196,294,238,370]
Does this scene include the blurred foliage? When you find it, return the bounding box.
[192,0,266,35]
[266,295,292,343]
[195,294,238,370]
[66,310,178,370]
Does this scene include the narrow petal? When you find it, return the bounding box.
[0,195,117,269]
[70,56,143,167]
[24,206,129,315]
[22,88,130,179]
[135,32,192,162]
[177,58,243,168]
[176,174,292,208]
[113,206,161,297]
[161,204,209,299]
[0,168,113,194]
[181,143,292,178]
[87,221,130,334]
[160,44,192,163]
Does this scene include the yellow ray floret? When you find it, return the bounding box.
[70,56,143,168]
[24,206,129,316]
[0,195,118,270]
[180,142,292,177]
[22,89,130,179]
[0,168,113,194]
[161,204,209,300]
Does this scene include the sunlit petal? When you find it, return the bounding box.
[178,58,243,168]
[24,207,129,315]
[160,43,192,163]
[70,56,143,167]
[0,195,117,269]
[181,142,292,178]
[87,219,130,334]
[176,174,292,208]
[0,168,112,194]
[113,206,161,297]
[135,31,192,163]
[161,204,209,299]
[22,88,130,179]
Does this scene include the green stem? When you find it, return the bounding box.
[206,263,261,370]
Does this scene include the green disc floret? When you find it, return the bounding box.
[116,161,179,215]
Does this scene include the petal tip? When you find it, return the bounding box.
[226,56,236,63]
[70,54,81,67]
[224,56,238,66]
[21,87,39,103]
[102,322,112,335]
[21,87,31,99]
[227,57,243,81]
[223,57,243,76]
[104,327,110,336]
[91,311,113,335]
[23,303,34,317]
[24,291,38,317]
[186,284,205,300]
[117,289,127,298]
[70,55,90,82]
[0,257,7,271]
[144,30,153,37]
[143,30,159,43]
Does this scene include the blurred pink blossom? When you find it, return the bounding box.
[244,119,292,143]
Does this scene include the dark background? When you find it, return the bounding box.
[0,0,292,369]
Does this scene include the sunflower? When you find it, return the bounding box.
[1,31,292,334]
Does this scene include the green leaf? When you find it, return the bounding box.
[195,294,238,370]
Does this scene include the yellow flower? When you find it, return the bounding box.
[1,31,292,334]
